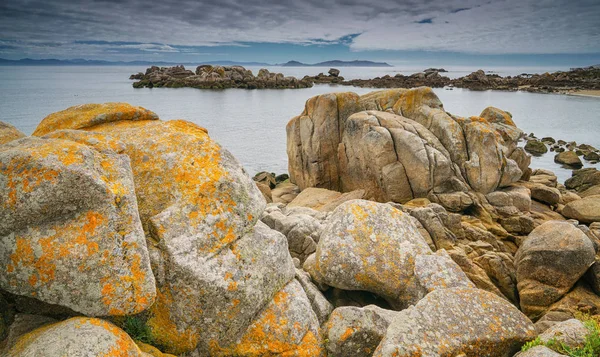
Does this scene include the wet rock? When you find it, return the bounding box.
[0,121,26,145]
[554,151,583,167]
[7,317,146,356]
[324,305,397,357]
[373,287,536,357]
[516,221,596,319]
[525,140,548,154]
[562,195,600,223]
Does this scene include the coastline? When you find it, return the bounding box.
[568,89,600,97]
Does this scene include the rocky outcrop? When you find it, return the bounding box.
[287,87,524,207]
[131,65,313,89]
[373,287,536,357]
[515,221,596,319]
[0,121,25,145]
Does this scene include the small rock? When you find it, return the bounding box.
[328,68,340,77]
[555,151,583,167]
[525,140,548,154]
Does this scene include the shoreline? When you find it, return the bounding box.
[567,89,600,97]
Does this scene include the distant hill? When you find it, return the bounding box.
[0,58,271,66]
[279,60,392,67]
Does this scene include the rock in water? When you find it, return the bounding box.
[562,195,600,223]
[0,137,156,316]
[7,317,146,356]
[0,121,26,145]
[524,140,548,154]
[515,221,596,319]
[373,287,536,357]
[554,151,583,167]
[328,68,340,77]
[312,199,473,309]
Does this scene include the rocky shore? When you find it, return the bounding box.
[131,64,600,94]
[1,88,600,356]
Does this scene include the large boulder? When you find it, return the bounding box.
[287,87,525,203]
[0,137,155,316]
[0,121,25,145]
[515,221,596,319]
[312,199,473,309]
[30,105,296,355]
[373,287,536,357]
[32,102,159,136]
[324,305,397,357]
[6,317,146,356]
[562,195,600,223]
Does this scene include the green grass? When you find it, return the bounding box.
[521,314,600,357]
[122,316,154,345]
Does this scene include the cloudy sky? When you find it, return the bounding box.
[1,0,599,66]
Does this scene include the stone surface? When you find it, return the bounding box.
[373,287,537,357]
[313,199,472,309]
[210,280,325,356]
[516,221,596,319]
[538,318,588,350]
[295,269,333,325]
[7,317,145,356]
[562,195,600,223]
[0,314,56,355]
[565,168,600,193]
[525,140,548,154]
[287,187,365,212]
[0,121,26,145]
[0,136,156,316]
[554,151,583,167]
[517,346,567,356]
[32,102,159,136]
[325,305,397,357]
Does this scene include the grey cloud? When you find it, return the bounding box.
[0,0,598,55]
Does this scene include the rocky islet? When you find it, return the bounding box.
[1,87,600,356]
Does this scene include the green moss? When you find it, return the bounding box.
[122,315,154,345]
[521,314,600,357]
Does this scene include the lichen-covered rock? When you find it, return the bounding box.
[562,195,600,223]
[517,346,566,356]
[324,305,397,357]
[0,137,155,316]
[516,221,596,319]
[210,280,325,356]
[0,121,25,145]
[313,200,472,309]
[538,319,588,350]
[7,317,145,356]
[0,313,56,355]
[32,102,159,136]
[525,140,548,154]
[554,151,583,167]
[565,168,600,193]
[373,287,537,357]
[287,88,525,203]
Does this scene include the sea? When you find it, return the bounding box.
[1,65,599,183]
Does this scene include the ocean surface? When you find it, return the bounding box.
[1,65,599,183]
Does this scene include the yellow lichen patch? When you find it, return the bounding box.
[146,289,199,355]
[136,341,178,357]
[32,103,159,136]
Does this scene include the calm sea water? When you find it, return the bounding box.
[0,66,598,183]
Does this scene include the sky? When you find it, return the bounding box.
[1,0,600,67]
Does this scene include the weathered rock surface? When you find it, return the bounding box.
[517,346,567,356]
[287,87,524,206]
[287,187,365,212]
[538,318,589,350]
[0,137,156,316]
[324,305,397,357]
[7,317,146,356]
[565,168,600,192]
[373,287,537,357]
[562,195,600,223]
[554,151,583,167]
[525,140,548,154]
[516,221,596,319]
[312,200,472,309]
[0,122,26,145]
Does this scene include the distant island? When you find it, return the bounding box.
[278,60,392,67]
[0,58,390,67]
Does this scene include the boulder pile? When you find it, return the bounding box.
[1,89,600,356]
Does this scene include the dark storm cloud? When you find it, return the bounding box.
[0,0,599,58]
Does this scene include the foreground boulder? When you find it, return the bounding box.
[312,199,473,309]
[7,317,145,356]
[0,136,156,316]
[516,221,596,319]
[0,121,25,145]
[287,87,525,206]
[374,287,536,357]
